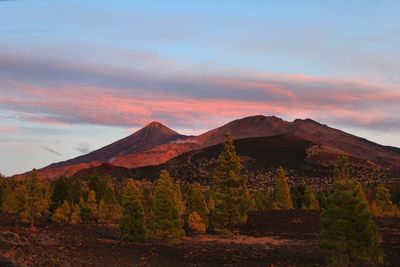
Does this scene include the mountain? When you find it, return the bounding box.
[49,121,186,168]
[74,134,390,188]
[16,121,189,179]
[15,115,400,180]
[187,115,400,169]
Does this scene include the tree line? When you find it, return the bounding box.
[1,134,400,266]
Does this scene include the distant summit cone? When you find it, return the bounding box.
[46,121,186,169]
[138,121,180,143]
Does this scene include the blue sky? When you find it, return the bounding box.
[1,0,399,176]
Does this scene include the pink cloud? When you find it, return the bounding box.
[1,61,399,131]
[0,126,18,133]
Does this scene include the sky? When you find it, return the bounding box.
[1,0,400,176]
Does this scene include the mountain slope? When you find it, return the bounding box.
[16,115,400,180]
[48,121,186,169]
[15,122,188,179]
[186,115,400,169]
[291,118,400,168]
[92,134,389,188]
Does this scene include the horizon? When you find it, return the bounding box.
[1,0,400,176]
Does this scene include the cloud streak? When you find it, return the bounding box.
[76,143,90,154]
[1,50,399,132]
[41,146,62,157]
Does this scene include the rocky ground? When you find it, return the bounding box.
[0,211,399,267]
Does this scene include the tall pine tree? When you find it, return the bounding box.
[25,169,49,231]
[120,180,146,242]
[211,132,250,235]
[152,170,184,242]
[98,179,121,222]
[50,176,69,212]
[320,178,383,266]
[175,182,186,218]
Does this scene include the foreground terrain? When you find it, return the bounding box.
[0,211,399,267]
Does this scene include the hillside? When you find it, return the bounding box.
[74,134,389,189]
[15,115,400,180]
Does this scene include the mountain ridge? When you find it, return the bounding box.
[13,115,400,179]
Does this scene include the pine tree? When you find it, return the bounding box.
[51,176,69,212]
[211,133,250,235]
[333,155,351,179]
[79,197,89,222]
[301,186,320,210]
[186,182,208,226]
[3,181,28,220]
[70,203,81,224]
[175,183,186,217]
[252,187,273,211]
[272,167,293,209]
[1,180,18,214]
[140,182,154,227]
[392,187,400,206]
[320,178,383,266]
[317,183,330,210]
[52,200,71,224]
[98,199,108,223]
[291,183,306,209]
[152,170,184,242]
[86,190,98,221]
[188,211,206,235]
[25,170,49,230]
[97,179,121,223]
[373,184,397,217]
[120,180,146,242]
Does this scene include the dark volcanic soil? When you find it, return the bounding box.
[0,211,399,267]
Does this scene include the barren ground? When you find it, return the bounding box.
[0,210,399,267]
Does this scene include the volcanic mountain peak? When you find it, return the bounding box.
[43,121,186,171]
[193,115,290,146]
[138,121,178,137]
[144,121,168,129]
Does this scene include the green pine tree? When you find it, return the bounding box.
[25,169,50,230]
[301,186,320,210]
[186,182,209,226]
[291,183,306,209]
[1,179,18,214]
[211,132,250,235]
[152,170,184,242]
[50,176,69,212]
[272,167,293,209]
[3,181,27,220]
[252,187,273,211]
[319,178,383,266]
[333,155,352,179]
[392,187,400,206]
[175,182,186,217]
[120,180,146,242]
[373,184,397,217]
[97,179,121,223]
